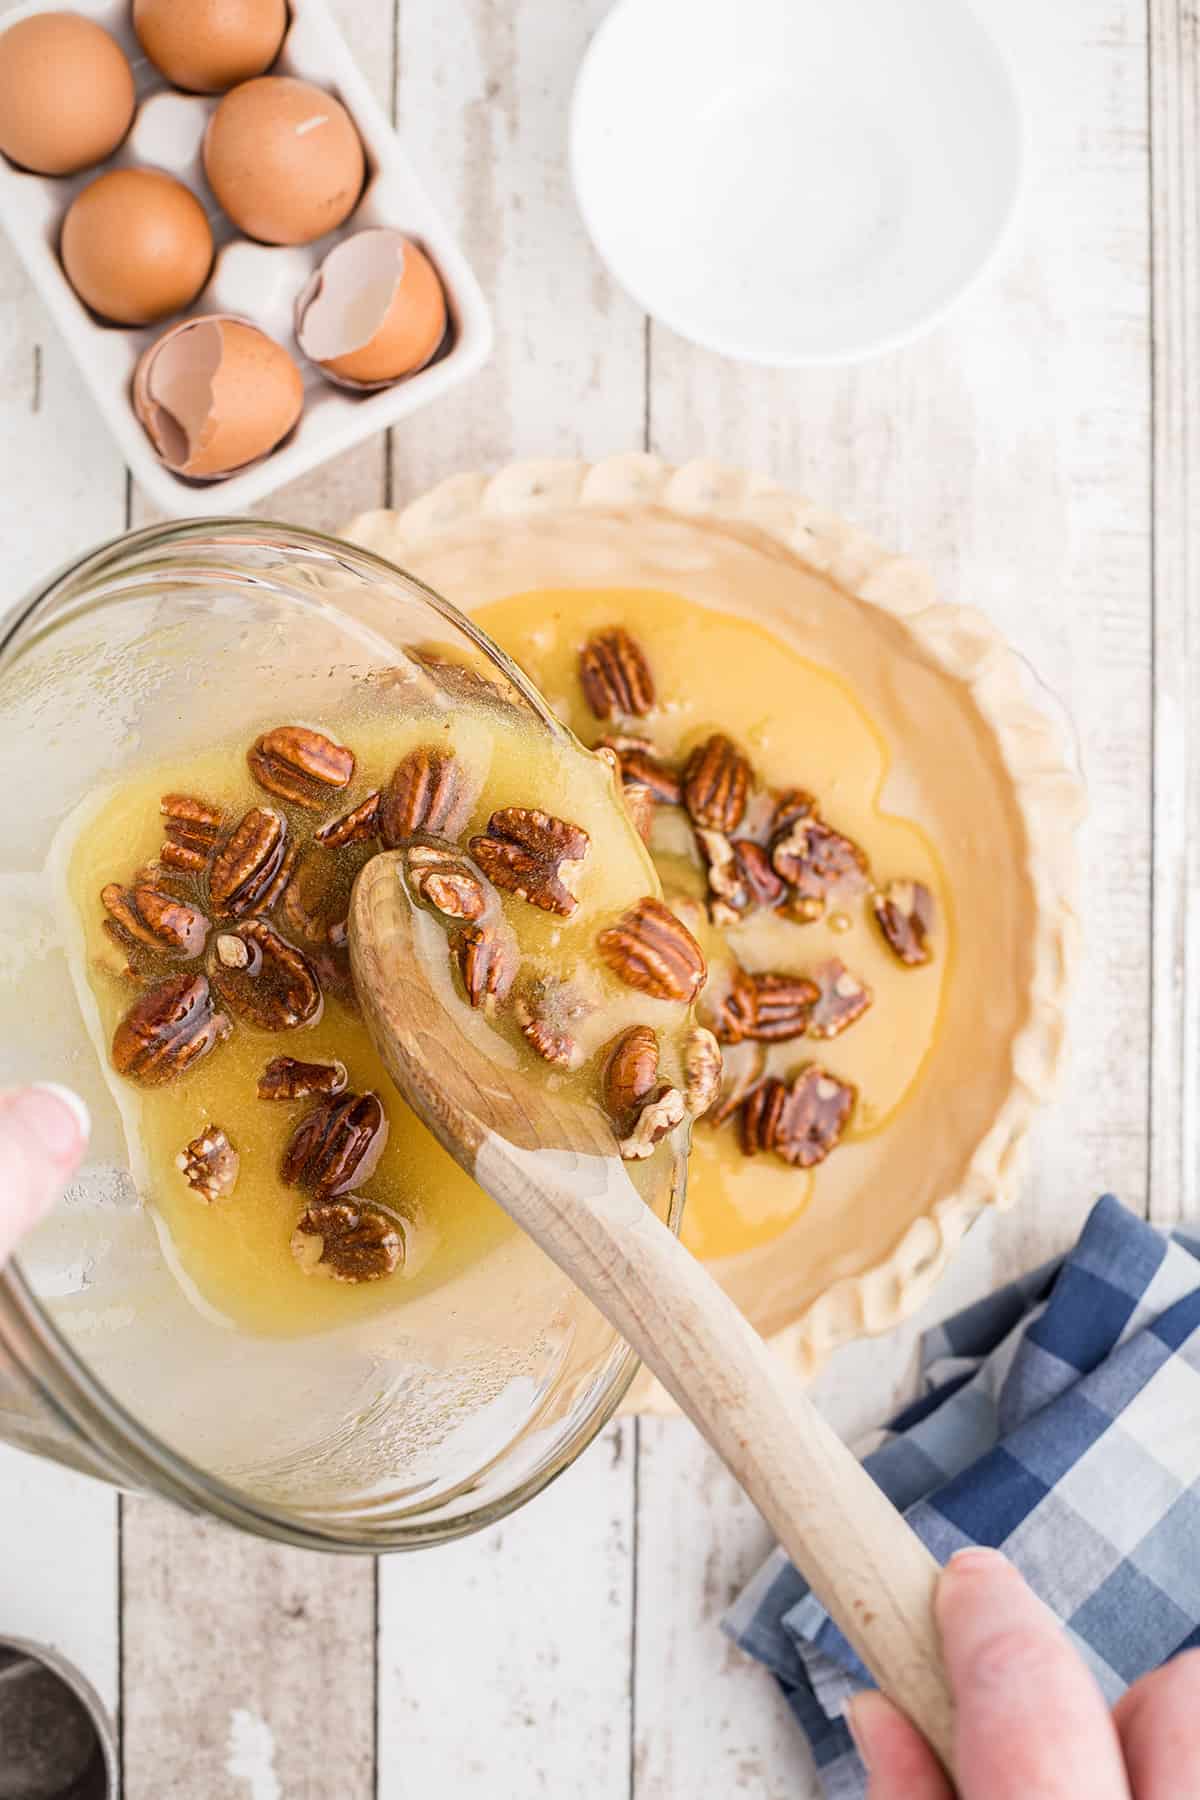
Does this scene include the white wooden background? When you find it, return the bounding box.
[0,0,1194,1793]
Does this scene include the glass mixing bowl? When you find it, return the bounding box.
[0,521,685,1549]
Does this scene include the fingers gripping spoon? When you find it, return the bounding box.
[350,849,957,1777]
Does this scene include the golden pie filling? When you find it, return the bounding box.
[475,586,950,1265]
[58,672,699,1337]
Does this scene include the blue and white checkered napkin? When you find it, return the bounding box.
[723,1195,1200,1799]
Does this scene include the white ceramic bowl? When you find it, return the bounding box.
[570,0,1025,366]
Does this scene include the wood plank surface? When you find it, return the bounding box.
[1148,0,1200,1227]
[0,0,1187,1795]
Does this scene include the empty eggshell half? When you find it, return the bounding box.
[295,229,448,389]
[133,314,304,479]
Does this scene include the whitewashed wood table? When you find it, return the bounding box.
[0,0,1194,1793]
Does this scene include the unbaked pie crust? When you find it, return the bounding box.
[342,455,1083,1399]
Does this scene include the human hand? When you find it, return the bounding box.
[848,1547,1200,1798]
[0,1086,90,1265]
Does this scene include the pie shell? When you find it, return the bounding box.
[341,454,1083,1402]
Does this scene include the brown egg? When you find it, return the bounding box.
[0,12,134,176]
[61,170,214,326]
[203,76,365,247]
[296,230,448,388]
[134,0,288,95]
[133,315,304,479]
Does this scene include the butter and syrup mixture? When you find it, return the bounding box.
[475,587,950,1263]
[66,659,705,1336]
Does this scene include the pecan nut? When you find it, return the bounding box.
[281,1090,389,1200]
[682,1026,722,1118]
[771,817,869,919]
[176,1125,239,1202]
[695,829,747,926]
[408,844,489,922]
[160,793,223,873]
[808,960,873,1039]
[597,897,706,1003]
[258,1056,348,1101]
[621,782,656,844]
[211,920,323,1030]
[731,840,787,911]
[112,973,231,1086]
[457,923,517,1011]
[515,978,593,1069]
[740,1066,855,1167]
[873,881,935,966]
[771,789,816,835]
[594,735,681,804]
[101,882,209,960]
[279,849,342,945]
[749,973,821,1041]
[618,1086,685,1160]
[470,809,590,917]
[291,1199,404,1283]
[682,734,752,833]
[247,725,355,809]
[379,747,470,848]
[316,791,381,849]
[579,627,655,720]
[602,1024,660,1127]
[208,807,290,919]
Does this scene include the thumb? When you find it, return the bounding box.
[0,1085,91,1264]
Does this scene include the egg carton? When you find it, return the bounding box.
[0,0,492,516]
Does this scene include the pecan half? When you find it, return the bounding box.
[211,920,323,1030]
[808,960,873,1039]
[746,972,820,1043]
[683,735,751,833]
[160,793,223,873]
[602,1024,659,1128]
[278,849,341,944]
[515,978,593,1069]
[111,973,231,1086]
[281,1090,389,1200]
[873,881,935,966]
[247,726,355,810]
[597,897,706,1003]
[316,791,381,849]
[731,840,786,911]
[408,844,489,922]
[101,882,209,960]
[618,1086,686,1160]
[471,809,590,917]
[208,807,290,920]
[379,748,469,848]
[457,923,517,1011]
[291,1199,404,1282]
[594,735,681,804]
[771,817,869,920]
[176,1125,239,1202]
[740,1066,855,1167]
[771,789,816,835]
[579,628,655,719]
[696,829,747,926]
[258,1056,348,1101]
[682,1026,722,1118]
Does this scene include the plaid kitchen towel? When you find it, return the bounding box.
[723,1195,1200,1800]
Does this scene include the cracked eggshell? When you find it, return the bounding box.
[203,76,365,247]
[133,314,304,480]
[295,229,448,389]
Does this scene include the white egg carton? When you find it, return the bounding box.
[0,0,492,516]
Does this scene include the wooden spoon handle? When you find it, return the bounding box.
[475,1134,956,1776]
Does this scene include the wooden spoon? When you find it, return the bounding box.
[351,851,957,1776]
